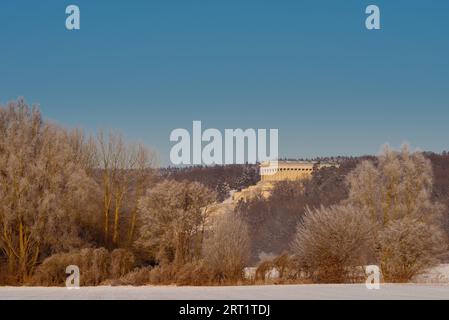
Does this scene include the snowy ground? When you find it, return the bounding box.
[1,284,449,300]
[2,264,449,300]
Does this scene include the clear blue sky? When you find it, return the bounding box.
[1,0,448,164]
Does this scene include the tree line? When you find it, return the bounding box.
[238,148,449,283]
[1,99,449,285]
[0,99,251,285]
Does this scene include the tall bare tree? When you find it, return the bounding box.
[96,131,156,247]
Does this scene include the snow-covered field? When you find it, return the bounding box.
[1,264,449,300]
[1,283,449,300]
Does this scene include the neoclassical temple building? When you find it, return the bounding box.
[233,160,338,201]
[260,160,336,181]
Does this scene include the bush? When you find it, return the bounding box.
[379,218,447,282]
[255,260,274,282]
[291,204,372,283]
[272,253,297,280]
[85,248,110,285]
[118,267,153,286]
[32,250,87,286]
[174,261,215,286]
[110,249,135,279]
[32,248,135,286]
[148,264,177,285]
[255,253,298,283]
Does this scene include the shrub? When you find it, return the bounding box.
[379,218,447,282]
[32,248,135,286]
[89,248,110,285]
[255,260,274,282]
[110,249,135,279]
[32,250,85,286]
[148,264,177,285]
[291,204,372,283]
[175,261,214,286]
[118,267,153,286]
[272,253,296,280]
[254,253,299,283]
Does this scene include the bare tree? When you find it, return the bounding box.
[96,131,157,247]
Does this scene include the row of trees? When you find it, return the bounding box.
[0,99,251,285]
[1,99,448,285]
[237,147,449,282]
[248,146,447,283]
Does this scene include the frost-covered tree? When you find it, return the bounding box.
[346,145,444,226]
[135,180,215,266]
[0,99,97,281]
[345,145,447,281]
[203,212,250,282]
[127,145,158,246]
[292,145,447,282]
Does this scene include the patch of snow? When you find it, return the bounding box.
[412,263,449,284]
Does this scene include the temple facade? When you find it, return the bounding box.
[260,160,336,181]
[232,160,338,201]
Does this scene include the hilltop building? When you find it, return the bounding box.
[233,160,338,201]
[260,160,336,182]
